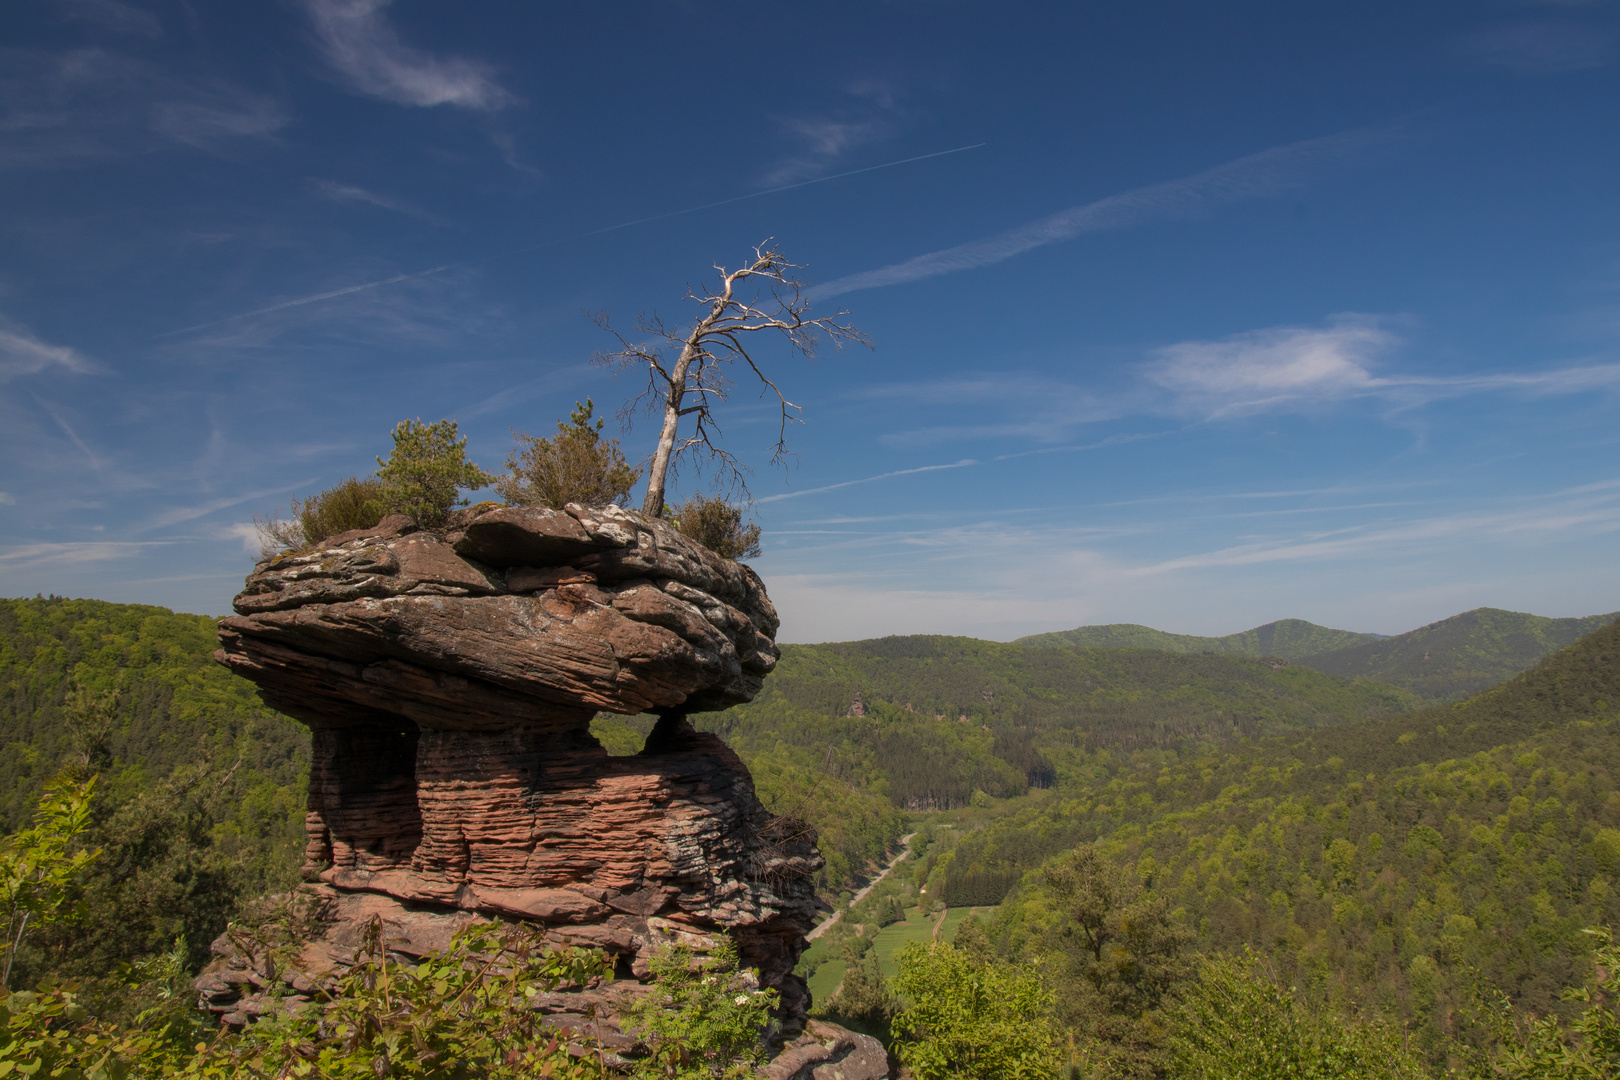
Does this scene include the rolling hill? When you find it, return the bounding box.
[1017,606,1620,701]
[952,616,1620,1062]
[1295,605,1620,700]
[1013,617,1381,659]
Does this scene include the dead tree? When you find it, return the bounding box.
[592,241,870,517]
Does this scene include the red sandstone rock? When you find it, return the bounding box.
[204,502,839,1061]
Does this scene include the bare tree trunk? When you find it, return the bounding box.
[642,340,699,516]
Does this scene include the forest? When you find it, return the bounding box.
[2,594,1619,1077]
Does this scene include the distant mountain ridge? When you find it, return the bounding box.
[1300,605,1620,701]
[1014,617,1384,660]
[1016,606,1620,701]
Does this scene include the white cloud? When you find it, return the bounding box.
[0,541,174,569]
[220,521,267,556]
[0,321,97,381]
[150,90,288,148]
[807,124,1396,300]
[1149,320,1390,415]
[1147,318,1620,418]
[0,492,14,505]
[309,178,434,219]
[302,0,514,110]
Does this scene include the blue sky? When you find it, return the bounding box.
[3,0,1619,643]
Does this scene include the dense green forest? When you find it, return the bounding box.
[1015,617,1383,659]
[6,593,1620,1077]
[699,635,1420,810]
[0,597,309,981]
[925,618,1620,1070]
[1299,605,1620,700]
[1022,606,1620,701]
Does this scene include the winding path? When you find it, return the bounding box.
[806,833,917,942]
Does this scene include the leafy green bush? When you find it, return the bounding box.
[295,476,388,545]
[822,952,896,1042]
[257,477,389,556]
[376,418,496,527]
[498,400,641,510]
[0,918,611,1079]
[1455,926,1620,1079]
[666,495,762,560]
[619,939,779,1078]
[0,774,98,991]
[1166,951,1430,1080]
[890,940,1062,1080]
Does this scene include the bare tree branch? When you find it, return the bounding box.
[590,241,872,516]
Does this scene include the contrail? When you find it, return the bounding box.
[160,142,988,338]
[806,123,1400,301]
[758,459,978,503]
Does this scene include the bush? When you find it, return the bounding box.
[822,952,897,1043]
[1166,951,1429,1080]
[0,918,611,1079]
[497,399,641,510]
[890,941,1062,1080]
[296,476,387,544]
[257,477,389,556]
[376,418,496,527]
[667,494,762,560]
[1454,926,1620,1080]
[619,938,779,1078]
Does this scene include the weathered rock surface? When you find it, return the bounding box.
[203,503,889,1074]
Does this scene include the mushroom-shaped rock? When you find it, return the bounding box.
[208,503,820,1032]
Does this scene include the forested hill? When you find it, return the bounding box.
[1296,605,1620,701]
[698,636,1421,811]
[1014,617,1381,660]
[0,596,310,981]
[945,617,1620,1062]
[0,597,307,834]
[1016,605,1620,701]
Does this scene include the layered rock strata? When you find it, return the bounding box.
[204,503,826,1037]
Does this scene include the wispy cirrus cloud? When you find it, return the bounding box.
[1459,20,1617,73]
[55,0,162,38]
[310,178,436,220]
[0,541,176,569]
[1149,318,1620,417]
[807,124,1400,300]
[0,48,288,168]
[758,459,978,503]
[1131,483,1620,576]
[302,0,514,110]
[0,321,98,381]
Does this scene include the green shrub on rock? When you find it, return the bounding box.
[497,399,640,510]
[376,418,496,527]
[666,494,762,560]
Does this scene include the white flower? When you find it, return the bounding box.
[734,995,749,1005]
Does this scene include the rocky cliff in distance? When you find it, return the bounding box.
[199,502,885,1075]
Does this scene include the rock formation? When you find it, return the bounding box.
[200,502,872,1072]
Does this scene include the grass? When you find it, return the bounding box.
[807,958,846,1008]
[871,907,942,979]
[937,905,999,942]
